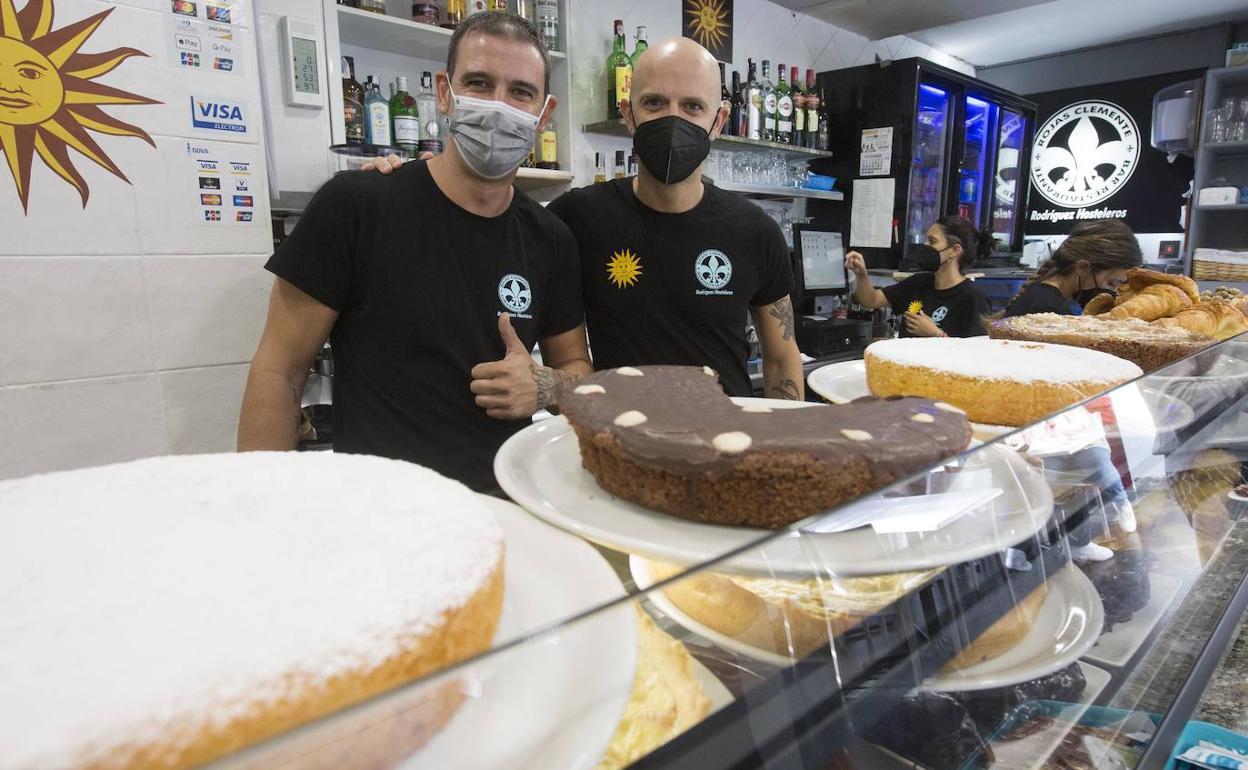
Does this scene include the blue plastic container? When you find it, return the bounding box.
[805,175,837,191]
[1165,720,1248,770]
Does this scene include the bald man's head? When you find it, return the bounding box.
[624,36,726,135]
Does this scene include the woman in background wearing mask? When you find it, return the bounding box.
[1002,220,1143,317]
[845,216,993,338]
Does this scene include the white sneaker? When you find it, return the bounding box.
[1112,499,1138,533]
[1071,543,1115,562]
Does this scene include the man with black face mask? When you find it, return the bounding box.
[547,38,804,400]
[237,14,591,492]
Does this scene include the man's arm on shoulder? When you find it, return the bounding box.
[238,278,338,451]
[536,323,593,412]
[751,295,805,400]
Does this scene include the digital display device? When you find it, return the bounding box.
[795,224,847,292]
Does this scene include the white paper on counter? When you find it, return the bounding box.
[850,178,894,249]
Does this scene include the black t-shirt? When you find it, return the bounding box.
[266,161,583,491]
[546,178,793,397]
[881,273,991,337]
[1004,282,1075,317]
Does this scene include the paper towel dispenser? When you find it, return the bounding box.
[1152,78,1201,157]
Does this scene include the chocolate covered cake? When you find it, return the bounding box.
[559,366,973,529]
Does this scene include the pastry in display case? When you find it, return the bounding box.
[987,313,1214,372]
[558,365,971,528]
[864,337,1143,426]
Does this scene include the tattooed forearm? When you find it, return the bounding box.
[770,378,801,400]
[768,297,795,342]
[532,363,581,411]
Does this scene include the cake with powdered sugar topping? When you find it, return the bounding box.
[0,452,504,770]
[866,337,1143,427]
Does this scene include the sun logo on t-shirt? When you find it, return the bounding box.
[907,300,924,314]
[606,249,643,288]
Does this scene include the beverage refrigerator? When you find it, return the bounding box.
[807,58,1037,268]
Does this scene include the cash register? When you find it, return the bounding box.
[792,223,873,356]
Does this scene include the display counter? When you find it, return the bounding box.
[171,337,1248,768]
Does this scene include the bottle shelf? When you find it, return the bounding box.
[713,181,843,201]
[1201,140,1248,157]
[581,119,833,159]
[1195,204,1248,211]
[337,5,567,62]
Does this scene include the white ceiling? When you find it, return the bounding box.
[780,0,1248,68]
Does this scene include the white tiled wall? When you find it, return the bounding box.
[0,0,970,481]
[0,0,272,480]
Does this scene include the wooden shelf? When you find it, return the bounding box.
[581,119,833,159]
[337,6,566,62]
[515,167,573,190]
[713,181,843,201]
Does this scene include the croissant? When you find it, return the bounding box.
[1082,292,1117,316]
[1105,283,1192,322]
[1126,268,1200,303]
[1154,301,1248,341]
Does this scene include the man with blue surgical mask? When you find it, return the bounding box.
[237,13,590,492]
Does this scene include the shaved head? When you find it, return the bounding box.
[624,37,727,137]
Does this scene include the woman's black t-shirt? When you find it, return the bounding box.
[880,273,991,337]
[1004,282,1074,317]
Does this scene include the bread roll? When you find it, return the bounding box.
[1105,283,1192,322]
[1153,301,1248,341]
[1126,268,1200,303]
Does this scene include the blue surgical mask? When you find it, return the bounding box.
[447,88,551,180]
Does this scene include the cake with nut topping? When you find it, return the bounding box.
[558,365,972,529]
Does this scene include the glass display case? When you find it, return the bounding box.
[208,336,1248,770]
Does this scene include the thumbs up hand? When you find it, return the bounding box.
[470,313,539,420]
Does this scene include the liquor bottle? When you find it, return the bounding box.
[488,0,508,11]
[467,0,487,17]
[606,20,631,120]
[775,63,792,144]
[627,154,638,176]
[804,69,819,149]
[416,71,438,142]
[390,76,419,153]
[791,66,805,145]
[594,152,606,183]
[536,0,559,51]
[364,77,392,147]
[744,59,761,140]
[442,0,465,27]
[613,150,626,179]
[537,117,558,170]
[718,62,730,111]
[514,0,535,23]
[342,56,365,145]
[631,26,648,66]
[728,70,743,137]
[817,95,829,151]
[760,60,776,142]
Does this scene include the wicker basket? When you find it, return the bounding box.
[1193,260,1248,282]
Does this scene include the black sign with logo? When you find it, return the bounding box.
[1024,69,1201,235]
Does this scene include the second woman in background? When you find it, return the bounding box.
[846,216,993,338]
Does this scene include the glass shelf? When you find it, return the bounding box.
[581,118,834,159]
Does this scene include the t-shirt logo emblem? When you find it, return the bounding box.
[606,249,643,288]
[694,249,732,290]
[931,305,949,323]
[907,300,923,315]
[498,273,532,314]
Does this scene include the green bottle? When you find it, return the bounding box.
[606,19,631,120]
[390,76,420,153]
[775,64,792,144]
[631,26,647,66]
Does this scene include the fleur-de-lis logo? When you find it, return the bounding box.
[694,249,732,290]
[1031,100,1138,208]
[497,273,531,314]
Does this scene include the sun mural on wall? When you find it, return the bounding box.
[683,0,731,61]
[0,0,158,213]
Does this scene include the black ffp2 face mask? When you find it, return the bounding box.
[632,115,712,184]
[908,243,944,272]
